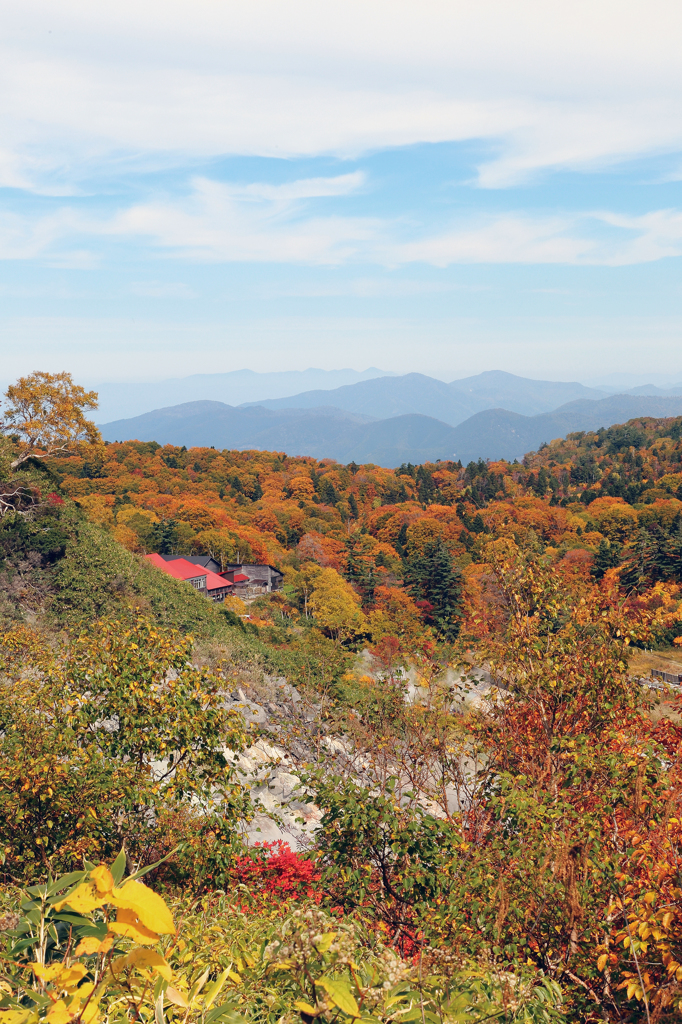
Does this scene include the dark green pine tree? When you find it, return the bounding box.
[394,522,408,558]
[619,531,654,592]
[653,521,682,583]
[151,519,180,555]
[471,513,488,535]
[344,537,377,603]
[590,539,622,580]
[534,466,550,495]
[405,538,463,642]
[319,476,339,506]
[348,492,359,519]
[416,466,436,504]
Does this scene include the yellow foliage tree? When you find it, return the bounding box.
[76,494,116,528]
[307,566,366,641]
[2,371,102,471]
[223,594,248,616]
[368,585,431,649]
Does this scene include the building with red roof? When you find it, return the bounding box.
[144,554,233,602]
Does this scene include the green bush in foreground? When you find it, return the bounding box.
[0,856,564,1023]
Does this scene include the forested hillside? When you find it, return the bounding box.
[3,374,682,1022]
[53,413,682,648]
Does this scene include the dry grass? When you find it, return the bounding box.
[627,645,682,680]
[627,646,682,724]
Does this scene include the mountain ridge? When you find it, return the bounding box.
[244,370,609,426]
[100,393,682,466]
[92,367,391,423]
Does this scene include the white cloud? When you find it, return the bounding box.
[99,183,682,268]
[0,208,85,260]
[378,210,682,267]
[6,173,682,269]
[2,0,682,191]
[103,175,378,265]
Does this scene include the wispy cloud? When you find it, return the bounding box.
[103,175,377,265]
[101,182,682,268]
[5,175,682,269]
[3,1,682,192]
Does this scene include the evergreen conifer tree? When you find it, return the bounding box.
[405,538,463,642]
[619,531,652,592]
[591,539,622,580]
[395,523,408,558]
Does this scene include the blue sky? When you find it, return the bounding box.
[3,0,682,385]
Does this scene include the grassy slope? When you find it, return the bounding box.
[50,508,263,660]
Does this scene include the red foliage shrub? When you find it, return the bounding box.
[233,841,322,904]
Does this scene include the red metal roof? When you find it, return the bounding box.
[145,554,207,582]
[145,554,232,591]
[232,573,249,582]
[204,568,233,591]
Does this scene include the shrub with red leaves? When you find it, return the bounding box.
[233,841,322,904]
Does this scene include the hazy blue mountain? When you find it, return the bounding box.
[248,370,607,425]
[331,415,461,465]
[101,401,459,465]
[625,384,682,397]
[101,402,377,453]
[100,393,682,467]
[587,372,682,390]
[249,373,475,423]
[448,395,682,464]
[93,367,391,423]
[448,370,607,414]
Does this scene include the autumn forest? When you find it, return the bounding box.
[2,372,682,1023]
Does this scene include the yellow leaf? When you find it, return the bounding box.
[227,970,241,985]
[294,1001,317,1014]
[165,986,189,1009]
[90,865,114,895]
[53,882,106,915]
[108,907,160,945]
[33,964,87,991]
[80,999,99,1024]
[644,892,657,904]
[33,964,62,982]
[73,984,95,1002]
[75,937,103,957]
[316,977,360,1018]
[110,880,175,935]
[46,1001,72,1024]
[124,948,172,982]
[111,956,128,977]
[597,954,608,972]
[314,933,337,953]
[202,969,229,1010]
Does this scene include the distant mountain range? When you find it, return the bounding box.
[247,370,609,426]
[92,367,391,423]
[94,368,682,430]
[100,388,682,467]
